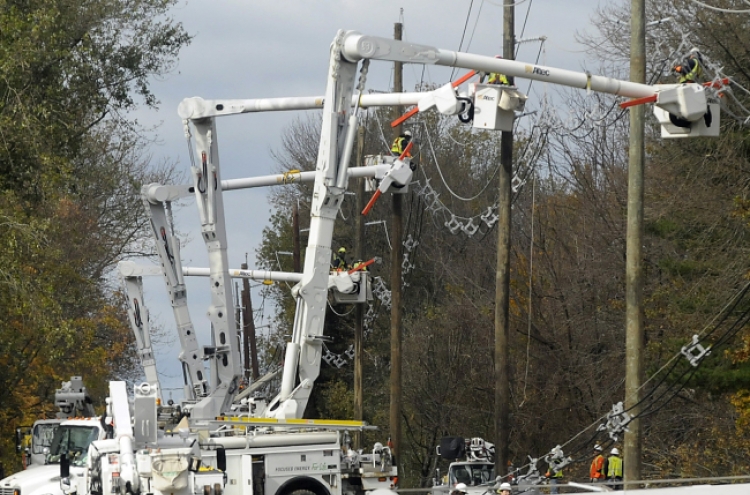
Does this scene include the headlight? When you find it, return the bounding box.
[13,489,21,495]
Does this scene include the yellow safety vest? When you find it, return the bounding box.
[546,467,563,479]
[488,73,509,85]
[391,136,410,155]
[332,253,347,270]
[607,456,623,478]
[677,58,702,84]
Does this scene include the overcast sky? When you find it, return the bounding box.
[129,0,607,402]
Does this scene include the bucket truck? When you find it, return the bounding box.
[4,377,108,493]
[431,437,496,495]
[14,377,97,470]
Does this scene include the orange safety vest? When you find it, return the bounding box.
[590,455,605,479]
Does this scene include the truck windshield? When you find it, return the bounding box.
[46,425,99,465]
[450,464,495,486]
[32,422,60,454]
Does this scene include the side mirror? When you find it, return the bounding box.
[15,428,23,454]
[217,448,226,472]
[60,454,70,478]
[16,428,21,454]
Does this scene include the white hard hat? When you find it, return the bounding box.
[610,448,620,456]
[404,130,412,137]
[455,483,468,493]
[594,444,602,452]
[499,483,512,491]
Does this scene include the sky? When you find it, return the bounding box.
[128,0,607,402]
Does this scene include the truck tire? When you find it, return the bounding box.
[289,489,316,495]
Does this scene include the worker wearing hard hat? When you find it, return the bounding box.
[674,48,703,84]
[332,247,349,271]
[496,482,512,495]
[607,447,623,490]
[391,130,412,157]
[451,483,468,495]
[590,444,607,483]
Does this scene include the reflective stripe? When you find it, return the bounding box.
[391,137,406,154]
[678,58,702,83]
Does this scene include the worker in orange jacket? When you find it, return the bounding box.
[590,444,607,483]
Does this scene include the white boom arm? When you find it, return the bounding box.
[54,376,96,419]
[118,267,162,395]
[339,32,656,98]
[180,117,243,420]
[259,30,365,419]
[140,188,210,405]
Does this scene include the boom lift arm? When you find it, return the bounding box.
[261,31,366,419]
[140,187,210,406]
[179,117,242,420]
[118,266,162,395]
[54,376,96,419]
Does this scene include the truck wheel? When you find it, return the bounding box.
[289,490,316,495]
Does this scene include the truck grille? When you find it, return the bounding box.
[0,487,17,495]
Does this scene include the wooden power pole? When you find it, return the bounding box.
[241,262,259,380]
[390,21,404,466]
[625,0,645,485]
[494,2,514,475]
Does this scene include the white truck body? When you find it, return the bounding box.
[2,419,104,495]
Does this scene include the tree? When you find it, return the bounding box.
[0,0,189,471]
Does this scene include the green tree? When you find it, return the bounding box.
[0,0,189,472]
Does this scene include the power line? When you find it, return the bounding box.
[685,0,750,13]
[450,0,476,81]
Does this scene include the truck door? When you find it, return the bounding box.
[242,454,254,495]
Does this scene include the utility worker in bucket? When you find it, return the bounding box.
[674,48,703,84]
[332,247,349,271]
[351,260,368,272]
[487,55,510,85]
[391,130,412,157]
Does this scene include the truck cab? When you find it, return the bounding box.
[446,462,495,487]
[1,419,104,495]
[16,419,63,469]
[432,438,496,495]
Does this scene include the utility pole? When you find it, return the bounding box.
[494,1,514,476]
[354,124,365,449]
[624,0,645,485]
[390,21,404,467]
[241,262,259,380]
